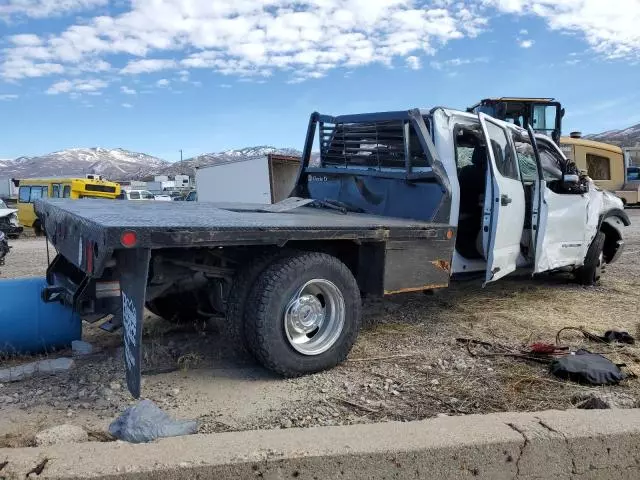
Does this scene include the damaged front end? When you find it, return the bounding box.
[0,204,23,238]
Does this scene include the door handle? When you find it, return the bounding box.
[501,194,512,206]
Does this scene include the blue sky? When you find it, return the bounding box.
[1,0,640,161]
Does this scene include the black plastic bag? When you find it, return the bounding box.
[550,350,625,385]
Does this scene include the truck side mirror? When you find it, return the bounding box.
[563,174,580,185]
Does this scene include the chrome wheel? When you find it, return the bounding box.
[284,279,345,356]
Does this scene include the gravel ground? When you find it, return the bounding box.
[1,212,639,446]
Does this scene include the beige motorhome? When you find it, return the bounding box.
[559,135,639,205]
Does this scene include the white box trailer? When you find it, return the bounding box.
[195,154,300,204]
[0,178,18,200]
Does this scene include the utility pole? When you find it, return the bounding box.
[180,149,183,162]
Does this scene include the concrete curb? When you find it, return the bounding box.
[2,409,640,479]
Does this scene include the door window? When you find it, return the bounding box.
[129,191,140,199]
[52,184,60,197]
[485,122,519,180]
[511,131,538,182]
[62,185,71,198]
[537,141,564,182]
[19,186,31,203]
[586,154,611,180]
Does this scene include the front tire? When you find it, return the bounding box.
[575,231,605,285]
[245,252,361,377]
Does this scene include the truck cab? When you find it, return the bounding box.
[299,108,627,285]
[436,109,626,283]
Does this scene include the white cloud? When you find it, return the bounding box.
[156,78,169,87]
[121,59,177,75]
[0,94,18,101]
[121,103,133,108]
[519,29,529,35]
[121,86,136,94]
[219,84,232,88]
[487,0,640,59]
[519,39,535,48]
[405,56,421,70]
[46,78,107,95]
[0,0,489,82]
[430,57,488,70]
[0,0,107,20]
[2,0,639,86]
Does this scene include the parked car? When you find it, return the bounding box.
[153,194,172,202]
[0,198,23,238]
[36,107,628,398]
[120,190,156,200]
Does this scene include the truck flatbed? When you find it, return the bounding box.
[37,199,449,246]
[36,199,454,286]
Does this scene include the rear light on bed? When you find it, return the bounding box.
[121,231,137,248]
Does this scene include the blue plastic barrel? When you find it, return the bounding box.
[0,277,81,354]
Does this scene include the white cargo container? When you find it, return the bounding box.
[195,154,300,204]
[0,178,18,200]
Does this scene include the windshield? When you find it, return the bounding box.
[628,166,640,181]
[0,199,6,209]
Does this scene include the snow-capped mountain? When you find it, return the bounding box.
[586,123,640,147]
[160,146,302,176]
[0,148,169,180]
[0,146,304,180]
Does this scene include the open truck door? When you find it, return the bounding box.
[478,113,526,284]
[526,126,589,272]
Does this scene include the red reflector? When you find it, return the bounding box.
[121,231,137,248]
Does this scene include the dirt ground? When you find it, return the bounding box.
[1,212,639,446]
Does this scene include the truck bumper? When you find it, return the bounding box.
[1,225,23,237]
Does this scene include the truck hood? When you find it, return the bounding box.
[0,208,17,218]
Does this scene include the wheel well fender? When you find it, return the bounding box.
[599,213,626,263]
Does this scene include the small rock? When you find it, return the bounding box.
[453,359,467,370]
[391,390,400,396]
[436,413,449,418]
[430,379,440,386]
[280,418,293,429]
[35,424,88,446]
[572,392,638,410]
[320,388,329,394]
[72,340,94,357]
[110,382,122,391]
[100,387,114,398]
[384,378,393,384]
[487,368,494,372]
[171,388,180,396]
[66,409,74,418]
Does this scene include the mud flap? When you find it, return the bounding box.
[115,248,150,399]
